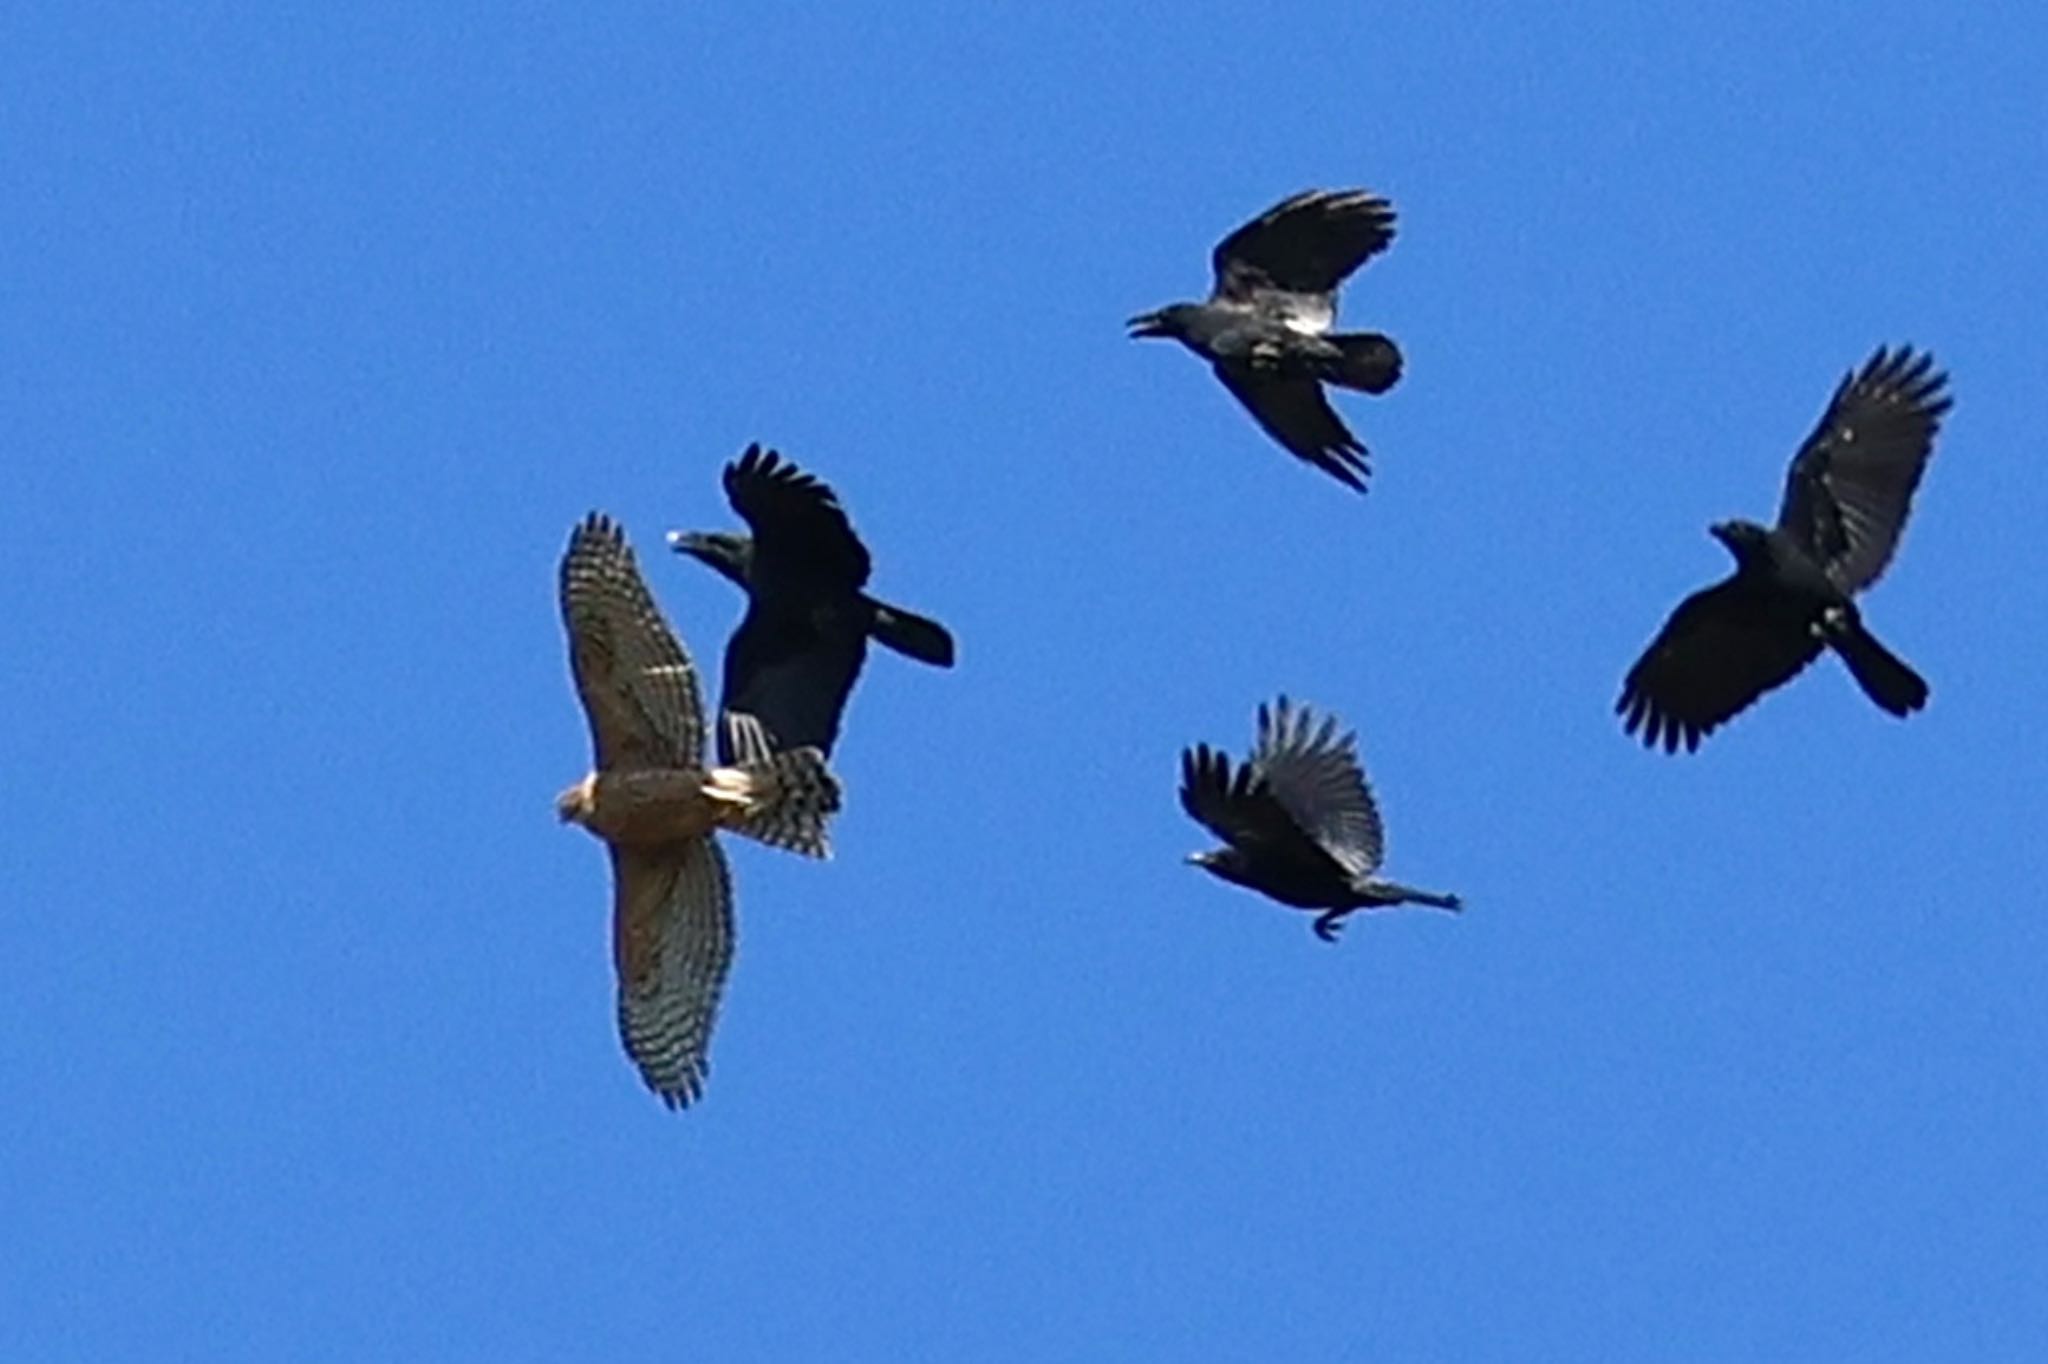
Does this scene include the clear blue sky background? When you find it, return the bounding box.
[5,4,2045,1359]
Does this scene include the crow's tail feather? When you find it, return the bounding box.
[1326,332,1403,394]
[1378,882,1464,913]
[1830,622,1929,717]
[868,597,956,668]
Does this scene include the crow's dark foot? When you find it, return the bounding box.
[1313,911,1348,943]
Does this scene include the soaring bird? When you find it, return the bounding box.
[558,512,842,1109]
[1618,347,1951,753]
[1179,697,1462,942]
[1128,188,1403,493]
[668,444,955,762]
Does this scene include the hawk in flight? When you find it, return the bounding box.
[669,444,955,762]
[1180,696,1462,942]
[1128,188,1404,493]
[557,512,842,1108]
[1618,346,1951,752]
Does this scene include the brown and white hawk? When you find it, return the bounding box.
[557,512,841,1108]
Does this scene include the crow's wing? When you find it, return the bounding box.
[1179,744,1340,874]
[1776,347,1950,595]
[1248,697,1385,879]
[714,445,874,761]
[724,444,872,593]
[1211,189,1396,330]
[1212,367,1371,493]
[1617,577,1823,753]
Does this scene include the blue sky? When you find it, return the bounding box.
[6,3,2046,1359]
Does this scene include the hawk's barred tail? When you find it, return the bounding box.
[723,712,842,858]
[734,746,840,857]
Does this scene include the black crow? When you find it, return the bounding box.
[668,444,955,762]
[1180,697,1462,942]
[1619,346,1951,753]
[1128,188,1403,493]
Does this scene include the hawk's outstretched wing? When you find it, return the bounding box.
[1214,367,1371,492]
[1617,577,1824,753]
[1211,188,1397,331]
[1776,346,1951,595]
[610,838,734,1110]
[1248,697,1385,880]
[561,512,706,769]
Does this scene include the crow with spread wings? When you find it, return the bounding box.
[1180,697,1462,942]
[1128,188,1403,493]
[1618,347,1951,753]
[669,444,955,763]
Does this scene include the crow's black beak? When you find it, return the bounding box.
[1126,310,1169,338]
[666,530,712,557]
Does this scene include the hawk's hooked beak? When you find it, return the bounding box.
[1126,310,1171,339]
[1185,851,1214,867]
[555,776,596,825]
